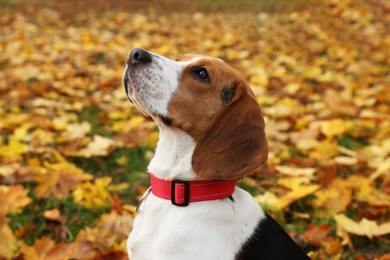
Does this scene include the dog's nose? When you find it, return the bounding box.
[128,48,152,66]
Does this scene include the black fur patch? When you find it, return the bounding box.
[220,87,234,105]
[159,115,172,126]
[235,213,310,260]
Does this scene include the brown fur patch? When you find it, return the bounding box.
[167,57,243,139]
[167,57,268,180]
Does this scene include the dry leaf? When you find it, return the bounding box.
[21,237,75,260]
[70,135,117,157]
[275,166,317,177]
[35,161,92,199]
[301,224,330,247]
[0,220,19,259]
[43,208,66,223]
[97,210,134,240]
[0,185,31,216]
[320,119,351,138]
[334,214,390,239]
[73,177,112,208]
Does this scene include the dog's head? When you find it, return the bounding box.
[123,48,268,180]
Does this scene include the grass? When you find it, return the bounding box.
[9,192,109,244]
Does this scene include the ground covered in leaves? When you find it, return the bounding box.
[0,0,389,259]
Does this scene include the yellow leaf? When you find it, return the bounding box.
[321,119,351,138]
[258,178,320,210]
[0,139,27,160]
[334,214,390,239]
[0,164,19,177]
[333,156,358,165]
[52,118,68,131]
[65,122,91,140]
[116,156,128,166]
[274,183,320,209]
[12,124,32,142]
[275,165,317,177]
[73,177,112,208]
[313,178,352,214]
[0,220,19,259]
[312,140,338,160]
[30,129,54,146]
[254,191,278,205]
[35,161,92,199]
[69,135,116,157]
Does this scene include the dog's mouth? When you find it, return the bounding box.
[123,64,170,126]
[122,51,177,127]
[123,66,153,117]
[123,66,131,101]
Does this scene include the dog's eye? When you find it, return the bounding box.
[191,67,210,83]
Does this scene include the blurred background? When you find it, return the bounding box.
[0,0,389,259]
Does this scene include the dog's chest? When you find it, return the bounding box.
[127,188,265,260]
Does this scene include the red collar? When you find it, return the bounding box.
[150,174,236,206]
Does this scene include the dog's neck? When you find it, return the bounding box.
[147,127,199,181]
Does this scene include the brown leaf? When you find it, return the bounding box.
[92,251,128,260]
[301,224,331,247]
[97,210,134,241]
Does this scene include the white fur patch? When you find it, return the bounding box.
[123,53,200,121]
[123,51,266,259]
[128,187,265,260]
[148,127,199,180]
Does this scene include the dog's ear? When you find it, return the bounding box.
[192,83,268,180]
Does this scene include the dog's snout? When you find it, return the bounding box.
[128,48,152,66]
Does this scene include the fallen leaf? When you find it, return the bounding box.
[69,135,117,157]
[34,161,92,199]
[43,208,66,223]
[323,238,342,255]
[73,177,112,208]
[0,185,31,216]
[313,178,352,214]
[320,119,351,138]
[301,224,331,247]
[275,165,317,177]
[334,214,390,239]
[21,237,75,260]
[0,220,19,259]
[274,183,320,209]
[97,210,133,240]
[333,156,358,165]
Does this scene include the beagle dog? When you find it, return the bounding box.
[123,48,310,260]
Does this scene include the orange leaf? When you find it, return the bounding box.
[43,208,66,223]
[21,237,75,260]
[34,161,92,199]
[0,185,31,216]
[0,220,19,259]
[301,224,330,247]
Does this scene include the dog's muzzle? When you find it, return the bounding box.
[123,48,153,98]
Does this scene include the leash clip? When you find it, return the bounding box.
[136,186,151,213]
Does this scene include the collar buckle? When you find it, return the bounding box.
[171,179,190,207]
